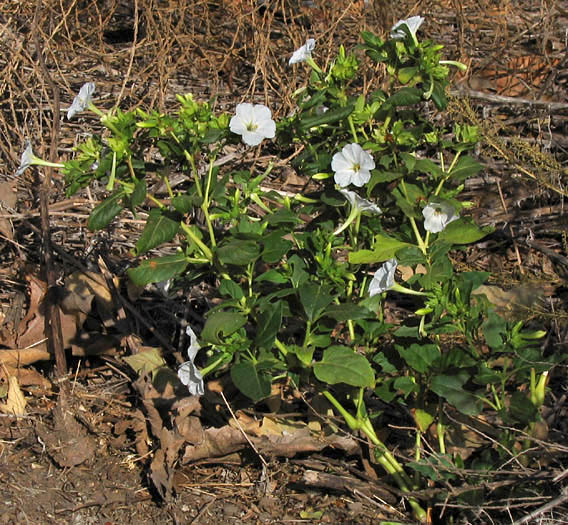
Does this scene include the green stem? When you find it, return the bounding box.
[201,158,217,248]
[348,115,358,144]
[274,338,288,357]
[322,390,427,522]
[305,57,323,75]
[146,193,166,209]
[400,180,427,254]
[32,158,65,170]
[179,222,213,262]
[437,421,446,455]
[200,355,225,377]
[162,172,175,199]
[106,151,117,191]
[333,205,359,236]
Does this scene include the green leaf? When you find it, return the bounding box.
[134,209,180,255]
[396,246,426,266]
[289,345,315,367]
[394,376,419,397]
[507,391,539,425]
[299,283,334,322]
[407,455,457,482]
[449,155,483,182]
[430,372,482,415]
[219,279,244,300]
[392,183,423,219]
[172,194,198,214]
[231,361,272,401]
[264,208,303,226]
[262,231,293,263]
[373,352,397,374]
[123,348,166,377]
[127,253,189,286]
[324,303,373,321]
[256,269,288,284]
[255,301,283,350]
[413,408,434,433]
[482,310,506,350]
[368,169,403,193]
[130,179,147,208]
[437,347,477,370]
[386,87,423,107]
[217,239,261,266]
[437,218,493,245]
[88,190,125,231]
[349,233,411,264]
[201,311,247,344]
[396,343,441,374]
[313,346,374,387]
[375,378,397,402]
[473,362,502,385]
[288,255,309,288]
[298,103,355,132]
[398,66,419,84]
[419,254,453,288]
[414,158,443,178]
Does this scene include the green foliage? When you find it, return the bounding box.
[57,22,556,519]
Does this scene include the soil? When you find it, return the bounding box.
[1,1,568,524]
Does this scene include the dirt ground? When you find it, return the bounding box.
[1,1,568,524]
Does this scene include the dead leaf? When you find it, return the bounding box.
[0,348,51,367]
[0,376,26,415]
[0,365,51,388]
[12,274,80,358]
[37,396,96,467]
[181,425,248,463]
[123,347,166,377]
[0,180,17,241]
[473,284,545,318]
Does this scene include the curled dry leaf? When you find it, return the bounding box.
[0,180,17,241]
[0,376,27,416]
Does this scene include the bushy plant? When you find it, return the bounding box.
[18,16,554,522]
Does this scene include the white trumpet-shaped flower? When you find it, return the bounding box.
[15,141,64,176]
[289,38,316,65]
[422,202,459,233]
[339,189,382,214]
[390,16,424,40]
[369,258,398,296]
[67,82,96,120]
[229,103,276,146]
[177,326,204,396]
[331,143,375,188]
[16,142,35,176]
[334,189,382,235]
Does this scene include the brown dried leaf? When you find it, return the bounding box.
[0,365,51,388]
[37,397,96,467]
[0,181,17,241]
[0,348,51,367]
[0,376,26,415]
[62,270,117,320]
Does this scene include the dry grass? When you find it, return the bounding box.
[0,1,567,523]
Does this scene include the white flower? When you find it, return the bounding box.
[289,38,316,65]
[67,82,96,120]
[369,259,398,296]
[155,279,172,297]
[177,326,204,396]
[422,202,459,233]
[339,189,382,214]
[390,16,424,40]
[229,103,276,146]
[331,143,375,188]
[16,142,35,176]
